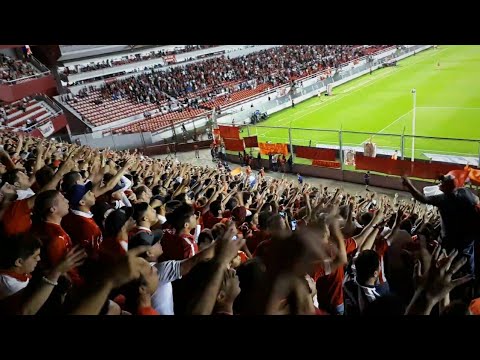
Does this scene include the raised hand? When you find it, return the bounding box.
[414,244,472,305]
[53,245,87,275]
[106,246,152,289]
[215,221,246,265]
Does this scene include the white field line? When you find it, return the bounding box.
[417,106,480,110]
[361,110,413,144]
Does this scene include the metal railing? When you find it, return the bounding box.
[244,124,480,169]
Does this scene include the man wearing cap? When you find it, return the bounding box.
[402,175,480,280]
[98,207,136,263]
[61,182,103,261]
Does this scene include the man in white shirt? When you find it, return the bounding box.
[128,229,215,315]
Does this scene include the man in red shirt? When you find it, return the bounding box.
[32,190,83,287]
[62,183,103,261]
[247,211,273,254]
[1,160,73,237]
[162,203,198,260]
[201,200,224,230]
[99,207,136,263]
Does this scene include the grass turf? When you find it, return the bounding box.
[242,45,480,162]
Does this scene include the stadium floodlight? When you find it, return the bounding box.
[411,88,417,162]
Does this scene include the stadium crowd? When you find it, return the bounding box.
[72,45,390,112]
[0,130,478,316]
[63,45,219,75]
[0,54,39,83]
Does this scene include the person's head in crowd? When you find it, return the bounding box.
[179,260,240,315]
[209,200,223,218]
[0,182,18,203]
[233,258,266,314]
[151,184,162,197]
[129,219,163,264]
[354,250,380,286]
[214,268,241,314]
[0,162,7,175]
[198,229,214,251]
[165,200,182,215]
[260,202,272,213]
[33,190,70,224]
[1,169,31,191]
[242,192,252,208]
[359,212,373,227]
[173,191,194,205]
[91,201,113,231]
[0,234,42,276]
[225,197,238,213]
[35,166,54,189]
[104,207,136,239]
[439,174,457,194]
[211,222,226,240]
[195,196,207,210]
[133,202,158,230]
[232,205,247,226]
[169,203,197,234]
[257,211,272,231]
[266,213,287,236]
[144,176,154,188]
[123,261,159,315]
[61,171,83,193]
[66,182,95,212]
[134,185,152,203]
[24,159,36,176]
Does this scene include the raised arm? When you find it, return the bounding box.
[402,176,429,204]
[70,246,150,315]
[17,246,86,315]
[189,223,245,315]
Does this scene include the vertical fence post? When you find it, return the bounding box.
[339,130,344,171]
[478,142,480,169]
[288,127,294,162]
[401,126,405,160]
[247,125,250,137]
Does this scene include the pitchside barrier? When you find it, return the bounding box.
[228,124,480,181]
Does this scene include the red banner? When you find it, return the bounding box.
[355,153,466,180]
[163,55,177,63]
[243,136,258,148]
[258,143,288,156]
[312,160,341,169]
[296,146,336,161]
[218,125,240,139]
[223,138,245,152]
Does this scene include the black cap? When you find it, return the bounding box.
[104,207,134,237]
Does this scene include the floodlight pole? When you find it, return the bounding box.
[411,88,416,162]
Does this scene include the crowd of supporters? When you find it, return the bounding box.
[63,45,219,75]
[72,45,390,112]
[0,54,39,83]
[0,130,478,315]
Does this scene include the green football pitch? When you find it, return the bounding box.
[245,45,480,163]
